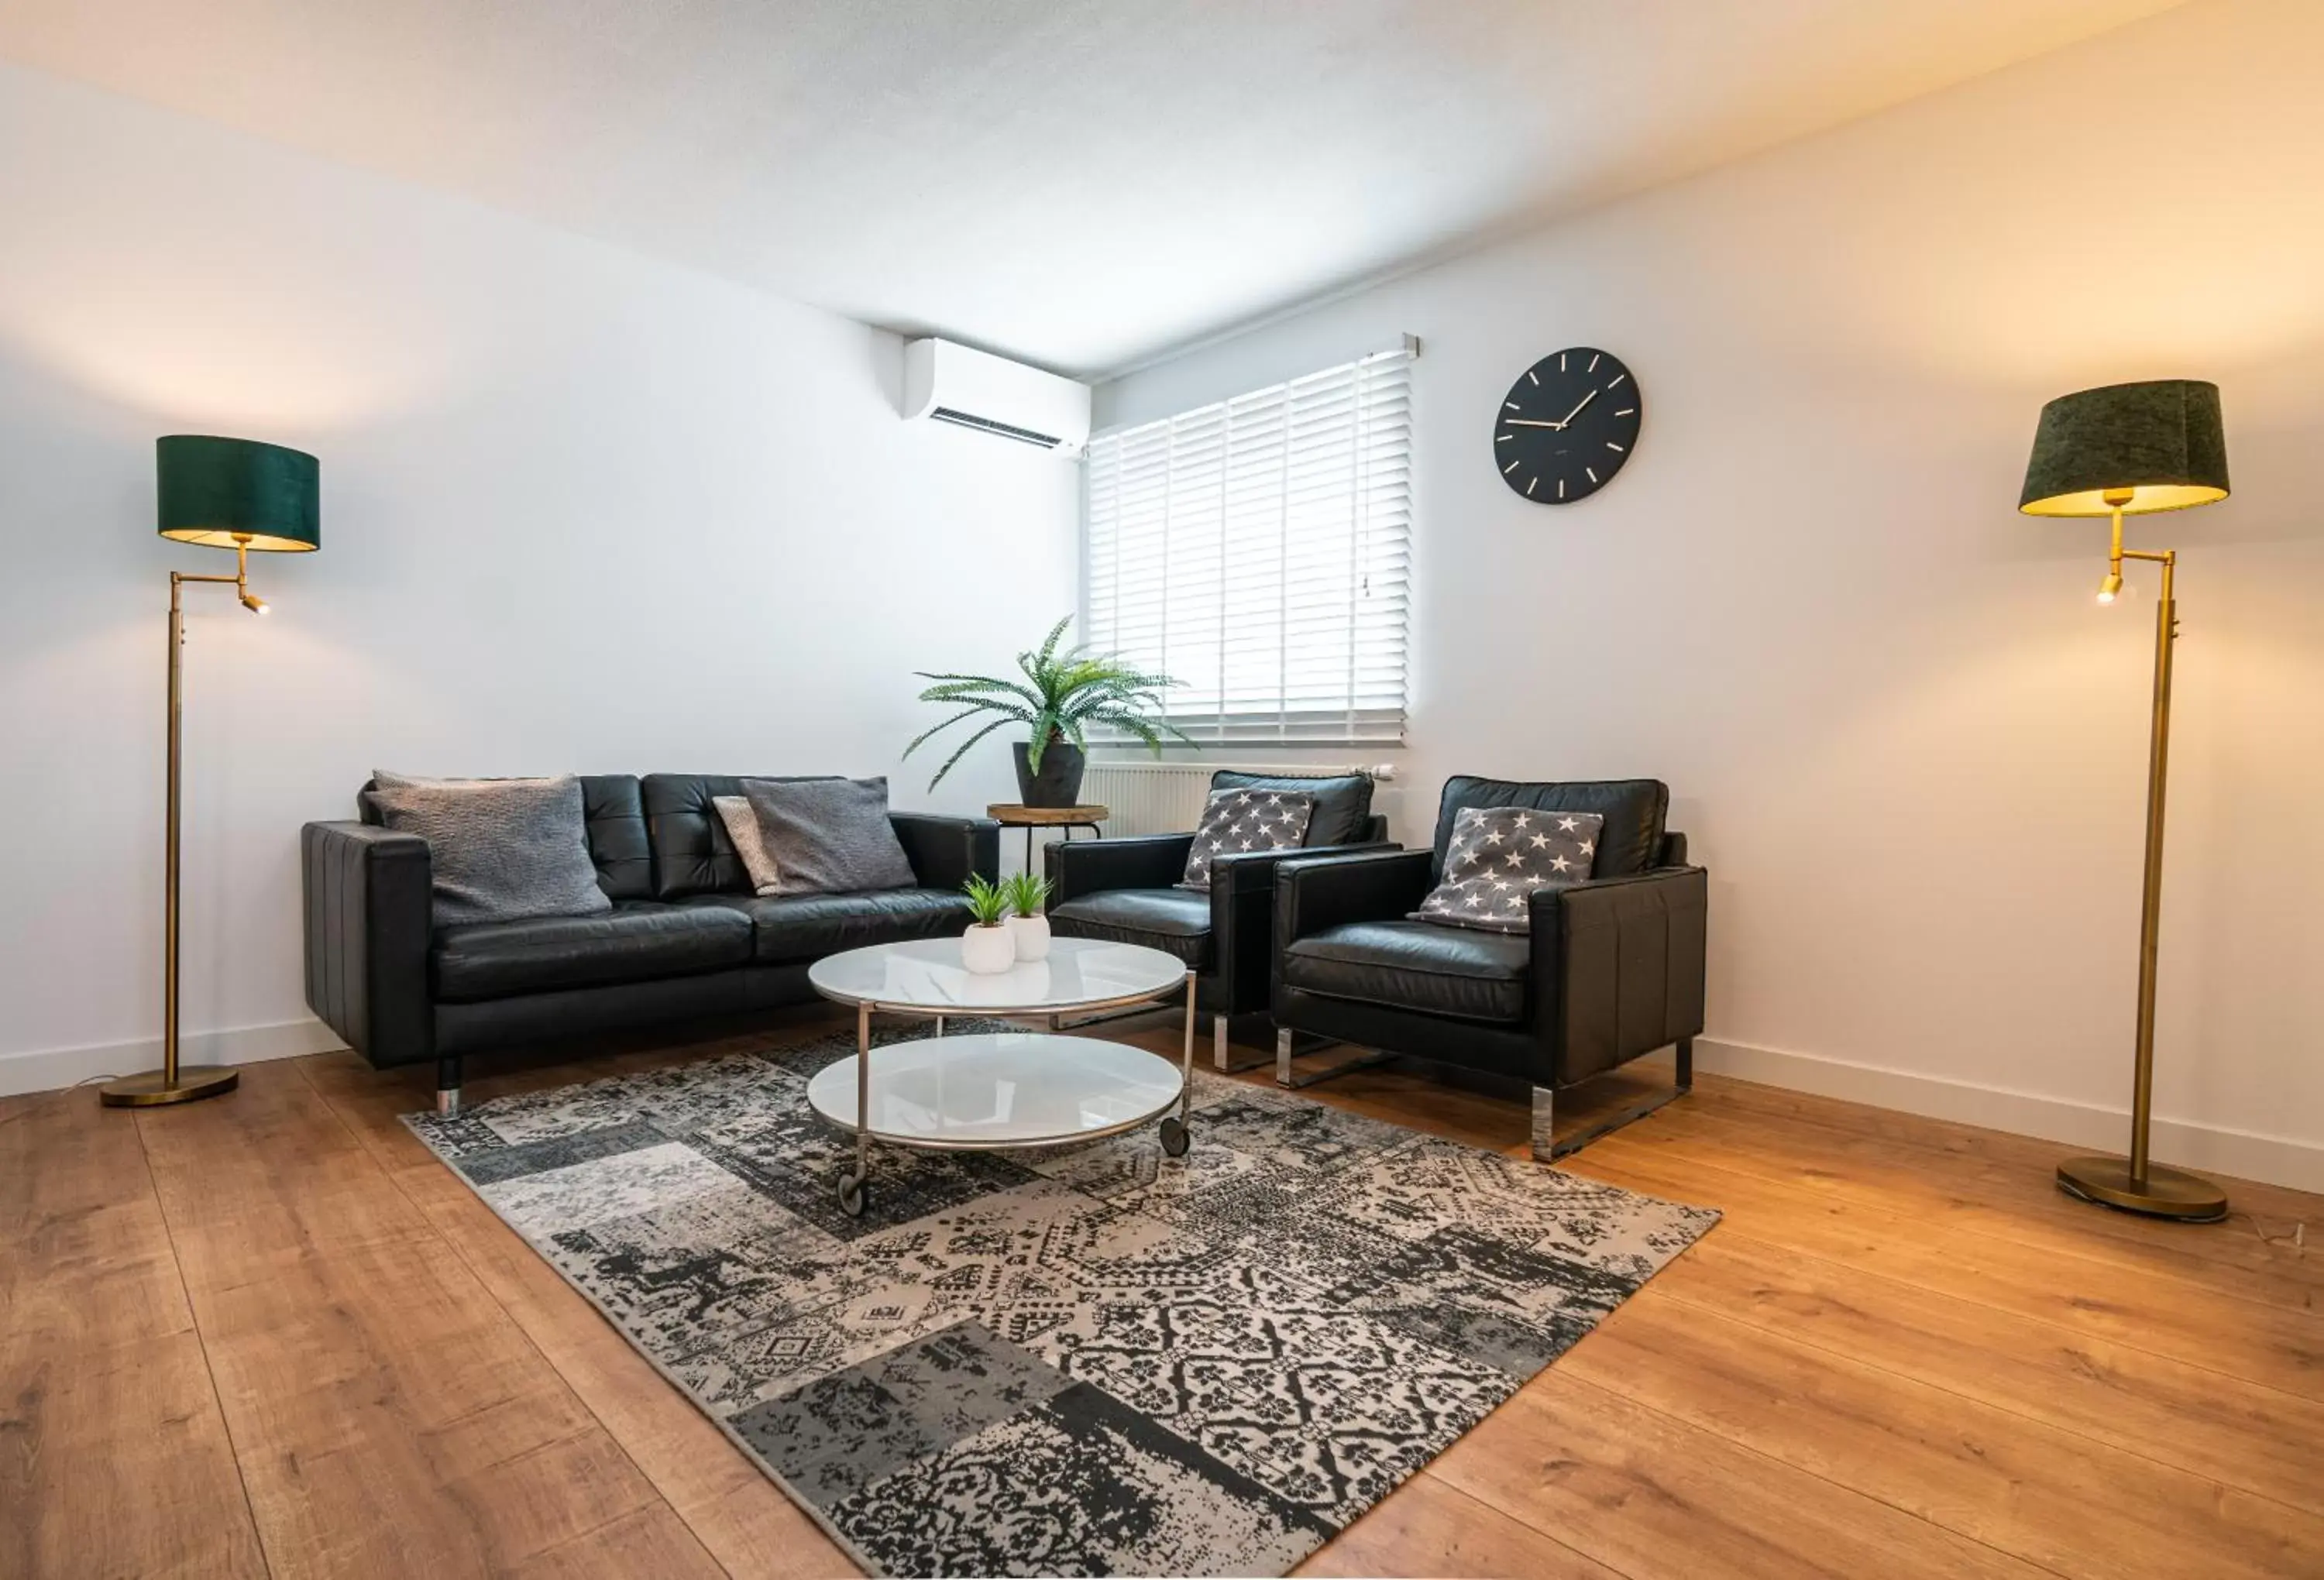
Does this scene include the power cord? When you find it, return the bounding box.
[2238,1211,2309,1253]
[0,1072,129,1128]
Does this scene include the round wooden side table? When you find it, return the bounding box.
[988,803,1109,876]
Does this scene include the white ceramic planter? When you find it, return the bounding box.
[961,922,1016,974]
[1008,913,1052,962]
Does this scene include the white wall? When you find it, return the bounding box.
[1097,0,2324,1189]
[0,62,1078,1093]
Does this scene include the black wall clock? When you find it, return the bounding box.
[1493,347,1642,503]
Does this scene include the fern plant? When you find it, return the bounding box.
[961,874,1012,927]
[906,615,1191,790]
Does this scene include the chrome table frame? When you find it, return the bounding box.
[823,967,1198,1218]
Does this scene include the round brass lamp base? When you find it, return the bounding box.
[2057,1155,2227,1222]
[99,1065,239,1108]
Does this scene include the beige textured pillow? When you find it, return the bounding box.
[713,795,782,895]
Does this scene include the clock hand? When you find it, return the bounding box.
[1504,419,1564,428]
[1556,388,1600,427]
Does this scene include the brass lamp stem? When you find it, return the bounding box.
[2055,511,2225,1221]
[165,574,184,1087]
[2128,546,2174,1185]
[100,553,260,1108]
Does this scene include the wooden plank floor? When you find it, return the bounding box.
[5,1008,2318,1578]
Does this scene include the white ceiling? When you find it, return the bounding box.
[0,0,2185,378]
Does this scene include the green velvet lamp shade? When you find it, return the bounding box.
[2019,380,2229,517]
[156,435,320,552]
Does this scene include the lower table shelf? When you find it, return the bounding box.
[805,1031,1184,1152]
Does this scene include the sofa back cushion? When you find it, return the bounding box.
[579,775,654,899]
[360,773,650,902]
[642,773,841,898]
[1208,770,1374,848]
[1430,776,1669,881]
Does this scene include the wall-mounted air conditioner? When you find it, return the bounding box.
[902,338,1091,455]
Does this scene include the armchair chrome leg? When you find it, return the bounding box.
[1208,1015,1274,1075]
[1274,1032,1396,1090]
[435,1055,463,1117]
[1538,1042,1697,1163]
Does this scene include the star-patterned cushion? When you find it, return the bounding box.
[1410,806,1605,934]
[1177,788,1317,890]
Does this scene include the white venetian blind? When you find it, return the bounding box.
[1082,342,1413,744]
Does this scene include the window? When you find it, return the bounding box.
[1081,341,1413,745]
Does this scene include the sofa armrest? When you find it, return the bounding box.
[1274,847,1436,952]
[891,813,999,891]
[301,820,435,1070]
[1045,833,1195,905]
[1529,864,1708,1087]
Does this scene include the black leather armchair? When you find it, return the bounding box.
[1044,770,1390,1069]
[1272,776,1706,1159]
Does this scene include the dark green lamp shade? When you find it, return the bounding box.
[2020,380,2228,518]
[156,435,320,552]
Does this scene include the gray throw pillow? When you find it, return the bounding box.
[369,771,612,927]
[741,776,917,895]
[1410,806,1604,934]
[712,795,782,895]
[1208,770,1373,847]
[1179,787,1315,890]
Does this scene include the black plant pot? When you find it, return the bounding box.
[1012,740,1087,808]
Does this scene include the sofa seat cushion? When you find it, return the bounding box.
[1281,919,1530,1023]
[1047,888,1214,970]
[432,900,753,1003]
[682,888,971,964]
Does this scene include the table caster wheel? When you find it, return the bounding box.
[837,1170,868,1218]
[1159,1116,1190,1158]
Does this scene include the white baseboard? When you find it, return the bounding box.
[1693,1036,2324,1195]
[0,1018,349,1100]
[10,1016,2312,1194]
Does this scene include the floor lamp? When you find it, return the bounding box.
[2018,380,2229,1221]
[101,436,319,1108]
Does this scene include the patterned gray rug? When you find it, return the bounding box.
[406,1024,1717,1577]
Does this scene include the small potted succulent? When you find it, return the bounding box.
[1003,871,1051,961]
[959,874,1017,974]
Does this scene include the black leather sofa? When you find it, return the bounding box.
[1043,770,1389,1070]
[302,774,997,1111]
[1272,776,1707,1159]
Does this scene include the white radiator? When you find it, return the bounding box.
[1081,761,1400,836]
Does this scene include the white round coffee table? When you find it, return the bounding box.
[806,937,1196,1217]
